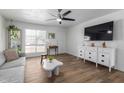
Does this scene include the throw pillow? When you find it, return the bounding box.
[4,49,19,62]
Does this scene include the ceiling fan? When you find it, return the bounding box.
[47,9,76,24]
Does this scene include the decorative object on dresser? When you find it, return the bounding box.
[91,43,95,47]
[78,46,116,72]
[102,42,107,48]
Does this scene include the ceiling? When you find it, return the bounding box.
[0,9,121,27]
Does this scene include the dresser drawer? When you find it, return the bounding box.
[98,58,109,66]
[86,47,97,52]
[98,52,110,58]
[85,52,97,62]
[98,48,111,53]
[78,48,85,58]
[79,49,84,53]
[85,51,97,57]
[98,52,110,66]
[79,53,84,58]
[86,56,97,62]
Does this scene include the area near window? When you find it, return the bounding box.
[25,29,47,54]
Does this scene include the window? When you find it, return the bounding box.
[25,29,46,53]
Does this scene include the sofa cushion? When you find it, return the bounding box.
[0,52,6,66]
[0,57,25,69]
[4,49,19,62]
[0,66,24,83]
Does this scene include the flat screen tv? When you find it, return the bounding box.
[84,21,113,41]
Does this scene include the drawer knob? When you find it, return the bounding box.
[89,52,91,54]
[89,57,91,59]
[80,54,82,56]
[80,51,82,52]
[102,55,104,57]
[101,60,104,62]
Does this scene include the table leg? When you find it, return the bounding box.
[47,71,52,78]
[56,47,59,55]
[47,48,48,55]
[41,55,43,63]
[48,48,50,55]
[55,48,56,55]
[54,67,59,75]
[55,47,58,55]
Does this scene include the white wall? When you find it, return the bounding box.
[0,15,6,52]
[6,21,67,57]
[67,10,124,71]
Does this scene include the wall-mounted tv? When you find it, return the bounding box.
[84,21,113,41]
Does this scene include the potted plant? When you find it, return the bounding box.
[7,25,22,54]
[8,25,20,40]
[48,55,54,63]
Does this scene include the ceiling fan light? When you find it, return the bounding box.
[56,18,62,22]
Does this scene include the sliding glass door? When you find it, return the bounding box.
[25,29,47,56]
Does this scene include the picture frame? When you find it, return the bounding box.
[48,33,55,39]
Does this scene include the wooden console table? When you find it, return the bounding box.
[47,45,58,55]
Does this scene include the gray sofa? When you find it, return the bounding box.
[0,52,25,83]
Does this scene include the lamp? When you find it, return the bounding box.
[56,18,62,22]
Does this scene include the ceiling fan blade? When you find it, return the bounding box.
[48,13,57,17]
[46,18,56,21]
[62,10,71,16]
[58,9,62,12]
[62,17,75,21]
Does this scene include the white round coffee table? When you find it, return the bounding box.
[42,59,63,78]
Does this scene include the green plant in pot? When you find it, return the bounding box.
[8,25,20,40]
[8,25,22,54]
[48,55,54,63]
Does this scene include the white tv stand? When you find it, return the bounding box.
[78,46,116,72]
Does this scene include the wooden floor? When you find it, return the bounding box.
[25,54,124,83]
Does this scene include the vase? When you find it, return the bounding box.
[91,43,95,47]
[49,60,52,63]
[102,42,107,48]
